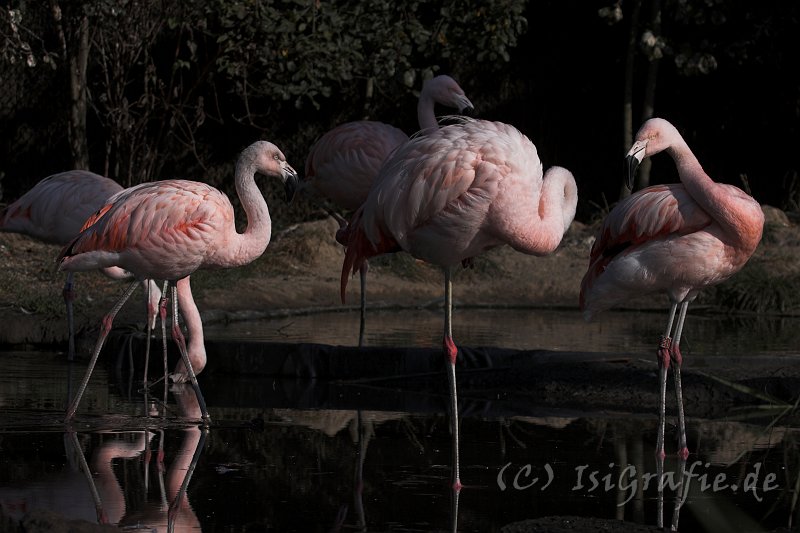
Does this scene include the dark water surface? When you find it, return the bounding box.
[2,309,800,532]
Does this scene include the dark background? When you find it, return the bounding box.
[1,0,797,226]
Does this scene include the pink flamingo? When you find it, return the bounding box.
[57,141,299,422]
[0,170,162,360]
[339,117,578,489]
[304,75,474,343]
[579,118,764,461]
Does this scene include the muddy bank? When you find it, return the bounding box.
[1,206,799,348]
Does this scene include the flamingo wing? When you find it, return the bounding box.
[59,180,232,279]
[340,119,538,300]
[305,121,408,210]
[367,119,530,248]
[580,184,713,309]
[0,171,122,244]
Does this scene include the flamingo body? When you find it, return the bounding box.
[305,121,408,210]
[62,180,244,281]
[0,170,123,245]
[579,121,764,317]
[342,118,578,293]
[304,75,475,211]
[580,182,762,316]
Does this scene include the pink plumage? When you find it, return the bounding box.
[304,75,475,211]
[0,170,123,245]
[341,118,578,297]
[305,121,408,210]
[580,120,764,318]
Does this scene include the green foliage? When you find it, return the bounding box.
[206,0,528,117]
[1,0,529,197]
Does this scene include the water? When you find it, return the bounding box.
[2,308,800,532]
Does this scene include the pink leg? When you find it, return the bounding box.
[66,281,139,420]
[656,303,677,462]
[142,281,153,387]
[671,301,690,460]
[160,282,170,404]
[655,302,677,529]
[443,268,462,493]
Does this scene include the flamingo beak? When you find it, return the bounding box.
[283,164,299,203]
[457,94,475,116]
[624,141,647,190]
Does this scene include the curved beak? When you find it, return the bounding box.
[456,94,475,116]
[283,163,299,203]
[624,140,647,190]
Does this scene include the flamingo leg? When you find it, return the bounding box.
[66,280,139,421]
[656,302,678,461]
[169,283,210,423]
[358,262,368,347]
[63,272,76,361]
[443,267,461,492]
[671,301,690,459]
[655,302,678,529]
[160,281,170,406]
[143,280,153,388]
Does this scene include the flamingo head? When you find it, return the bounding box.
[249,141,299,203]
[424,75,475,115]
[625,117,682,189]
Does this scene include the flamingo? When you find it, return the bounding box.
[304,75,474,344]
[338,117,578,490]
[579,118,764,462]
[0,170,162,360]
[57,140,299,422]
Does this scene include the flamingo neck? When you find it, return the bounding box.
[227,158,272,268]
[417,92,439,132]
[176,277,207,376]
[670,140,763,251]
[507,167,578,256]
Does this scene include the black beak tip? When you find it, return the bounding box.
[462,105,475,117]
[285,174,299,204]
[624,155,640,190]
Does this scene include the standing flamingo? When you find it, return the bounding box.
[579,118,764,463]
[339,117,578,490]
[304,75,474,344]
[57,140,299,422]
[0,170,162,360]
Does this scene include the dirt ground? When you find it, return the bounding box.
[0,204,798,346]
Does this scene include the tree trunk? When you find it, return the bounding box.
[51,1,90,169]
[619,0,642,200]
[635,0,662,191]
